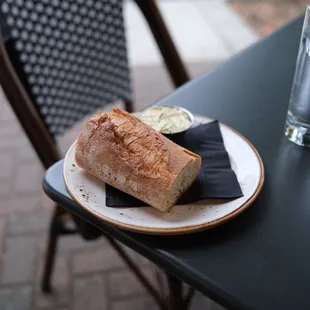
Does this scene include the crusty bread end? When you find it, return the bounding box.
[75,109,201,212]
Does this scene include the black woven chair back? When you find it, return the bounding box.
[1,0,132,139]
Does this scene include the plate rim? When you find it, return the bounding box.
[63,116,264,235]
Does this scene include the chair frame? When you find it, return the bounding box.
[0,1,193,309]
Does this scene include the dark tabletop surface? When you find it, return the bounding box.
[44,16,310,310]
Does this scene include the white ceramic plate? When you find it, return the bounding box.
[63,115,264,235]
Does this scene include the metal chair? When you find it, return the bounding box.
[0,0,190,308]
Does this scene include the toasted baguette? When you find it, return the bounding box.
[75,109,201,212]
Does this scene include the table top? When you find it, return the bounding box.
[44,16,310,310]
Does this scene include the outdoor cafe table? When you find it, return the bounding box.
[43,16,310,310]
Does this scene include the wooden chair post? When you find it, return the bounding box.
[135,0,191,88]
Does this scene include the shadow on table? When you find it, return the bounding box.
[134,192,268,249]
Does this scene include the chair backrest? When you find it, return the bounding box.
[0,31,60,168]
[0,0,132,142]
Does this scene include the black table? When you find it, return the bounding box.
[44,16,310,310]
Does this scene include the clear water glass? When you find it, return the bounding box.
[286,2,310,146]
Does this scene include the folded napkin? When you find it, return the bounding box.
[106,121,243,207]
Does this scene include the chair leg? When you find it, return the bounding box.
[166,273,195,310]
[184,287,195,309]
[134,0,190,88]
[41,205,64,293]
[105,235,166,309]
[124,99,134,113]
[167,273,184,310]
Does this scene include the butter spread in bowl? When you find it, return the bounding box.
[140,106,194,134]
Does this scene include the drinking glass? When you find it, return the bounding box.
[286,2,310,146]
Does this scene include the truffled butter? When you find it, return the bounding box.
[140,106,192,134]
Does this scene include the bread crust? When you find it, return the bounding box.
[75,109,201,212]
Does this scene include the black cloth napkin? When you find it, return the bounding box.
[106,121,243,207]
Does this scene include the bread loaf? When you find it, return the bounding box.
[75,109,201,212]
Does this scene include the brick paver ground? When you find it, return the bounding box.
[0,62,224,310]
